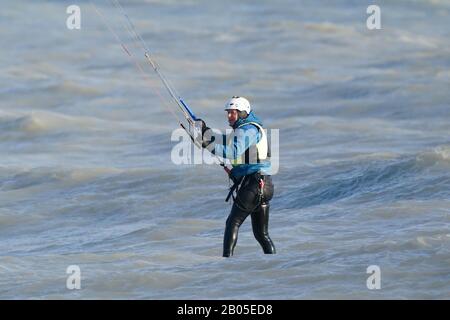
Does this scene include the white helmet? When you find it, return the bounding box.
[224,96,251,114]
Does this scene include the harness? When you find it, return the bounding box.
[225,173,266,212]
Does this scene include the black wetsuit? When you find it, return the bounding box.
[223,172,276,257]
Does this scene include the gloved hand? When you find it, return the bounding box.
[196,118,215,149]
[196,118,209,135]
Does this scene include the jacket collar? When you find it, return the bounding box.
[232,111,263,129]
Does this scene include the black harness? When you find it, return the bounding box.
[225,172,266,211]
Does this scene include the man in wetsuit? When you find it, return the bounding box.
[200,96,276,257]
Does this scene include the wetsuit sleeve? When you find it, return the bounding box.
[213,125,259,159]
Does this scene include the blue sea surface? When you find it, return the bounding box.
[0,0,449,299]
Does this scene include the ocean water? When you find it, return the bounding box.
[0,0,449,299]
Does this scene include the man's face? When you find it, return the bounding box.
[227,109,239,126]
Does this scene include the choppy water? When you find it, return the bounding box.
[0,0,449,299]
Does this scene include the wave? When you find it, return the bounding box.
[416,145,450,166]
[0,111,105,135]
[304,22,358,36]
[279,146,450,209]
[0,166,124,192]
[0,110,152,137]
[47,80,101,96]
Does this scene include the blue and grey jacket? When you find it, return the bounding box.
[211,111,271,179]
